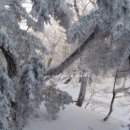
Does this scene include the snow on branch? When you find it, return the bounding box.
[31,0,73,32]
[45,26,99,77]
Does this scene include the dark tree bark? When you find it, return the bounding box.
[64,77,72,84]
[0,33,18,78]
[0,46,17,78]
[47,57,53,67]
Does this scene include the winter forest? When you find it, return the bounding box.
[0,0,130,130]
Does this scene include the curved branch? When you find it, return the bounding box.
[0,45,17,78]
[45,27,99,77]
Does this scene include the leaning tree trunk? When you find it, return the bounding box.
[76,70,88,107]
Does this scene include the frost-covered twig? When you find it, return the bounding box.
[85,83,95,108]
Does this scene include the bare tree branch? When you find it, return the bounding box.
[103,69,118,121]
[85,83,95,108]
[115,95,125,98]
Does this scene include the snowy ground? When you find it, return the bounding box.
[24,104,127,130]
[24,77,130,130]
[57,78,130,122]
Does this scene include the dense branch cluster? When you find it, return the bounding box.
[0,0,74,130]
[47,0,130,75]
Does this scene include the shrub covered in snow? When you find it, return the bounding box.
[43,83,73,119]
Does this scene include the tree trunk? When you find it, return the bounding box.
[76,70,88,107]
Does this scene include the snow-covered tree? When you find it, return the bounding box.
[1,0,130,129]
[43,82,73,119]
[0,0,73,130]
[46,0,130,76]
[31,0,73,31]
[45,0,130,113]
